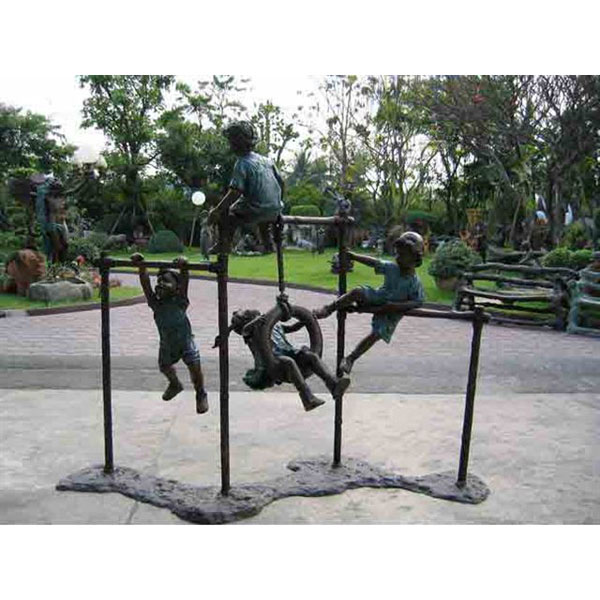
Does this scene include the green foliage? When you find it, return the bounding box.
[561,221,591,250]
[0,230,22,250]
[427,240,481,279]
[289,204,321,217]
[542,247,593,270]
[572,249,594,270]
[65,237,101,263]
[0,103,74,181]
[147,229,184,253]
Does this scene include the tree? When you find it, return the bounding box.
[251,101,299,168]
[175,75,249,130]
[79,75,175,232]
[0,103,74,181]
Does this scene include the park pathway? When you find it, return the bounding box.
[1,274,598,394]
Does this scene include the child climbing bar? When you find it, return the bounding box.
[131,253,208,414]
[314,231,425,374]
[207,120,284,254]
[215,309,350,412]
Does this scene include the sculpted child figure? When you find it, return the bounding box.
[131,253,208,414]
[207,120,284,253]
[314,231,425,374]
[215,309,350,412]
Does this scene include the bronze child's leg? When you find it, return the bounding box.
[278,356,325,411]
[160,364,184,400]
[188,362,208,414]
[340,332,381,374]
[314,288,366,319]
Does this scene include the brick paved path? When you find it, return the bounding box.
[1,274,598,393]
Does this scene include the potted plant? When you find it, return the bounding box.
[428,240,481,291]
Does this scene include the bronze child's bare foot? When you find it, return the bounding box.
[302,393,326,412]
[332,375,351,398]
[163,380,183,401]
[195,389,209,414]
[339,357,354,375]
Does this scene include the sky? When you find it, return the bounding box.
[0,74,323,159]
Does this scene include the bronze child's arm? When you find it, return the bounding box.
[130,252,154,305]
[281,320,305,334]
[173,256,190,299]
[347,251,380,268]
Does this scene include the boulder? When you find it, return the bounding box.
[5,250,47,296]
[28,279,93,303]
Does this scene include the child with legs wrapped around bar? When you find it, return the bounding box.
[207,120,284,254]
[131,253,208,414]
[314,231,426,374]
[214,309,351,412]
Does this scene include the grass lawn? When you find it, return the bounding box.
[0,285,142,311]
[109,247,457,305]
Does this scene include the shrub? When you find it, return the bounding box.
[542,247,593,271]
[289,204,321,217]
[147,229,184,253]
[561,221,590,250]
[571,249,594,270]
[428,240,481,280]
[541,247,572,269]
[86,231,110,249]
[65,236,101,264]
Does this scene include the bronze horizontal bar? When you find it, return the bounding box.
[349,305,490,323]
[102,258,218,272]
[280,215,355,226]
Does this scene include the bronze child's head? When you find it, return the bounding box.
[230,309,260,335]
[155,268,180,300]
[223,121,258,155]
[394,231,424,270]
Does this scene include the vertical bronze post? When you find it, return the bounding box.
[99,254,114,474]
[334,218,348,467]
[457,307,484,487]
[273,218,286,296]
[217,245,230,495]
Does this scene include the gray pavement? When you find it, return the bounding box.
[1,277,599,524]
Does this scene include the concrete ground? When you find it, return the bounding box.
[1,277,599,524]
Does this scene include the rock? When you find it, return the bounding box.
[5,250,47,296]
[28,280,93,303]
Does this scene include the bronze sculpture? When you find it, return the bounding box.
[207,121,283,253]
[314,231,425,374]
[131,253,208,414]
[215,308,350,411]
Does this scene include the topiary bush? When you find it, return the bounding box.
[147,229,184,253]
[428,240,481,280]
[542,247,593,270]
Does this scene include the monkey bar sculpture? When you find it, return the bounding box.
[57,215,491,523]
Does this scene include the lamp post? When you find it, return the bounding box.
[189,191,206,247]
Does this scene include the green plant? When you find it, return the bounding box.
[561,221,590,250]
[289,204,321,217]
[541,247,572,268]
[0,231,22,250]
[571,249,593,270]
[427,240,481,280]
[65,237,101,263]
[147,229,184,253]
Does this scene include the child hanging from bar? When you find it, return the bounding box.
[314,231,426,374]
[131,253,208,414]
[214,309,351,412]
[207,120,284,254]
